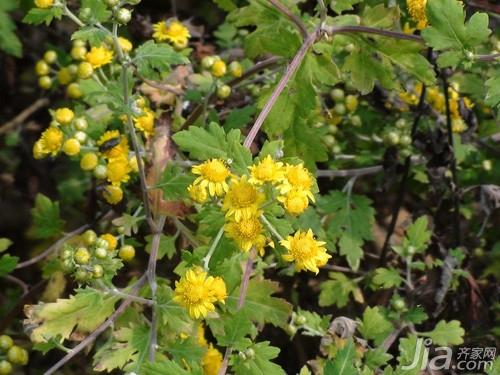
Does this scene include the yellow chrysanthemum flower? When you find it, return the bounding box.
[202,345,223,375]
[197,324,208,347]
[102,185,123,205]
[133,108,155,137]
[211,276,227,303]
[279,164,315,202]
[188,183,208,204]
[225,216,266,254]
[452,118,467,133]
[192,159,231,197]
[211,60,227,78]
[55,108,74,125]
[85,46,114,69]
[280,229,331,274]
[407,0,427,29]
[278,188,310,216]
[100,233,117,250]
[118,37,133,53]
[248,155,284,185]
[62,138,81,156]
[152,19,190,45]
[39,127,63,156]
[222,176,265,222]
[173,267,226,319]
[33,140,47,159]
[35,0,53,9]
[106,158,131,185]
[97,130,130,160]
[80,153,98,171]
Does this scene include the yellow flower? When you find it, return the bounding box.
[57,67,74,85]
[211,277,227,303]
[85,46,113,69]
[133,108,155,137]
[211,60,227,77]
[106,158,131,185]
[80,153,98,171]
[278,188,310,216]
[225,216,266,253]
[128,155,139,173]
[39,127,63,156]
[97,130,129,160]
[197,324,208,347]
[202,345,223,375]
[55,108,74,125]
[152,20,190,45]
[248,155,284,185]
[35,0,53,9]
[407,0,427,29]
[188,183,208,204]
[103,185,123,205]
[173,267,226,319]
[118,37,133,53]
[192,159,231,197]
[280,229,331,274]
[33,140,47,159]
[222,176,265,222]
[279,164,315,202]
[100,233,117,250]
[62,138,81,156]
[452,118,467,133]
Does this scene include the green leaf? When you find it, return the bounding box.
[145,234,177,260]
[232,341,285,375]
[396,335,426,374]
[213,0,237,11]
[401,307,428,324]
[173,123,252,174]
[358,306,393,344]
[71,26,107,47]
[324,339,357,375]
[224,105,256,131]
[142,360,191,375]
[81,0,111,22]
[330,0,361,14]
[319,272,360,308]
[361,4,399,29]
[403,216,431,254]
[30,194,65,239]
[0,238,13,253]
[0,254,18,276]
[157,285,193,333]
[23,6,63,25]
[485,73,500,110]
[25,288,119,343]
[133,41,189,79]
[215,310,253,350]
[0,9,21,57]
[420,320,464,346]
[228,278,292,328]
[158,164,194,200]
[365,347,392,370]
[296,308,330,337]
[167,337,206,364]
[373,267,403,289]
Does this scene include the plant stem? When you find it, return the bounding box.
[63,5,85,27]
[267,0,308,39]
[261,214,284,242]
[324,25,424,42]
[202,227,225,271]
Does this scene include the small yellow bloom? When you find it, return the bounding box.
[279,164,315,202]
[152,19,190,46]
[407,0,427,29]
[54,108,74,125]
[211,277,227,303]
[197,324,208,347]
[202,345,223,375]
[57,67,73,85]
[278,188,310,216]
[280,229,331,274]
[248,155,284,185]
[35,0,53,9]
[80,153,99,171]
[39,127,63,156]
[188,183,208,204]
[211,60,227,77]
[452,118,467,133]
[118,37,133,53]
[224,216,266,253]
[100,233,117,250]
[97,130,129,160]
[106,158,131,185]
[173,267,226,319]
[222,176,265,222]
[128,155,139,173]
[33,140,47,159]
[103,185,123,205]
[192,159,231,197]
[133,108,155,137]
[62,138,81,156]
[85,46,114,69]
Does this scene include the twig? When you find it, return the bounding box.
[475,53,500,62]
[0,98,50,135]
[43,275,148,375]
[202,227,225,271]
[138,73,184,96]
[267,0,308,40]
[323,25,424,42]
[316,165,383,178]
[15,224,90,269]
[243,29,320,148]
[2,275,29,295]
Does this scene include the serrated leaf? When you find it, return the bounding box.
[402,307,428,324]
[145,234,177,260]
[25,288,119,343]
[396,334,425,374]
[81,0,111,22]
[319,272,360,308]
[358,306,393,344]
[324,339,357,375]
[213,0,237,11]
[0,254,18,276]
[30,194,65,239]
[232,341,285,375]
[403,216,431,254]
[0,238,12,253]
[0,10,21,57]
[23,6,63,25]
[142,360,191,375]
[215,310,253,350]
[157,164,194,200]
[72,26,107,47]
[485,74,500,110]
[420,320,464,346]
[365,347,392,370]
[223,105,256,131]
[373,267,403,289]
[133,41,189,80]
[330,0,361,14]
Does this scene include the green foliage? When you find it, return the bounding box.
[145,234,177,260]
[420,320,465,346]
[231,341,285,375]
[393,216,431,256]
[330,0,362,14]
[23,6,63,25]
[158,164,194,200]
[373,267,403,288]
[0,0,21,56]
[358,306,393,344]
[133,41,189,79]
[0,254,18,277]
[319,272,361,308]
[30,194,65,239]
[324,339,357,375]
[71,26,107,46]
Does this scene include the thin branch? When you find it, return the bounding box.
[43,275,147,375]
[267,0,308,40]
[0,98,50,135]
[243,29,320,148]
[16,224,90,269]
[138,73,184,96]
[202,227,225,271]
[316,165,383,178]
[324,25,424,43]
[475,53,500,62]
[2,275,29,295]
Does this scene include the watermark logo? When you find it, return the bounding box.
[402,338,496,372]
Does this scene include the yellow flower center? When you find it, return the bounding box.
[286,165,312,189]
[236,218,261,239]
[231,183,257,208]
[293,237,315,260]
[200,160,230,182]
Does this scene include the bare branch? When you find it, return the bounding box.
[0,98,50,135]
[267,0,308,40]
